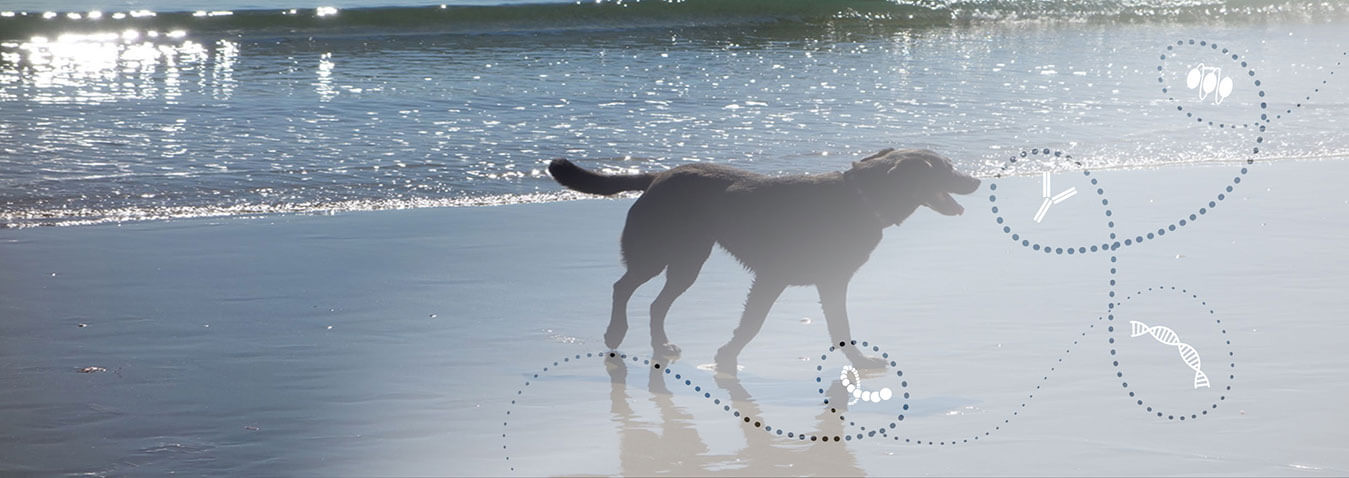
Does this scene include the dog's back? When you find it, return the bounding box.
[550,159,869,272]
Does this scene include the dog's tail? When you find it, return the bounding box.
[547,159,655,195]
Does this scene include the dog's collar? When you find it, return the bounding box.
[842,170,894,228]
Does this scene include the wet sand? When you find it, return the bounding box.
[2,159,1348,475]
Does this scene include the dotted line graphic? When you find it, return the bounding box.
[503,349,879,472]
[813,335,1102,446]
[501,268,1224,466]
[989,149,1238,255]
[502,352,599,471]
[1107,286,1235,421]
[1265,49,1346,121]
[991,41,1345,255]
[503,316,1126,464]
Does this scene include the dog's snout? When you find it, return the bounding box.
[953,175,981,195]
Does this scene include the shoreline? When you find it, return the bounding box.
[8,155,1348,231]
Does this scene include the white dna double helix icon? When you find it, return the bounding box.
[1130,321,1210,389]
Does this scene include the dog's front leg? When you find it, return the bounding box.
[608,269,657,350]
[818,279,888,370]
[714,278,786,376]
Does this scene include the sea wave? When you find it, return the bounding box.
[7,152,1346,229]
[2,0,1347,40]
[0,190,603,228]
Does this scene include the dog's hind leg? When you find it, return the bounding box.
[648,240,713,360]
[609,265,662,350]
[714,277,786,376]
[818,279,887,370]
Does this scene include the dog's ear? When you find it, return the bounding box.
[854,148,895,167]
[885,155,933,178]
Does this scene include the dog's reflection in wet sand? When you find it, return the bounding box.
[603,357,863,475]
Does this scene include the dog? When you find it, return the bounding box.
[548,148,980,373]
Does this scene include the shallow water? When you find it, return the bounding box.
[2,1,1347,227]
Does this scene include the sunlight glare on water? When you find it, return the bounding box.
[0,1,1346,228]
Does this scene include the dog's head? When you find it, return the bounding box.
[849,148,981,219]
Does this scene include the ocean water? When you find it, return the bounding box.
[1,0,1347,227]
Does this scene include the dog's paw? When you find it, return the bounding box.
[652,343,682,362]
[850,355,889,371]
[603,324,627,350]
[713,351,740,377]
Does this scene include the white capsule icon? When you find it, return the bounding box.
[1217,76,1234,101]
[1185,63,1234,105]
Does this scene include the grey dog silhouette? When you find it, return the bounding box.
[549,148,980,374]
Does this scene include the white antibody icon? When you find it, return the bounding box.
[1130,320,1210,389]
[1186,63,1234,105]
[1032,172,1077,223]
[840,365,892,405]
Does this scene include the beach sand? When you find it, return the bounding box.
[2,159,1348,475]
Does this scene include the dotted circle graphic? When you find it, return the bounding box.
[812,340,911,443]
[1165,42,1347,128]
[1106,286,1236,421]
[1162,39,1267,136]
[988,148,1122,255]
